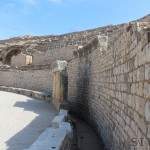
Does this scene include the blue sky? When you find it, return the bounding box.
[0,0,149,39]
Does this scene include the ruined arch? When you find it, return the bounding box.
[2,46,25,65]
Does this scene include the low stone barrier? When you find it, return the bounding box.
[0,86,51,102]
[26,109,73,150]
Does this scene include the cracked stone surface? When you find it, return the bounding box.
[0,91,57,150]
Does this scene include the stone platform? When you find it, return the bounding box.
[0,91,57,150]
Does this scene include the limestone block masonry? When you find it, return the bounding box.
[11,54,26,67]
[0,86,51,101]
[0,14,150,150]
[0,67,53,94]
[68,22,150,149]
[26,109,73,150]
[52,60,68,110]
[32,46,76,66]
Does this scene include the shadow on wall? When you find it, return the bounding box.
[5,98,57,150]
[3,49,22,65]
[76,55,91,123]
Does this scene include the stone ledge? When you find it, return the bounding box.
[0,86,51,102]
[59,109,68,116]
[26,109,73,150]
[51,115,66,128]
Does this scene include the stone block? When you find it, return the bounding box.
[51,60,67,73]
[26,127,72,150]
[138,118,147,135]
[147,125,150,138]
[137,66,145,81]
[59,122,73,139]
[127,94,132,107]
[51,115,65,128]
[59,109,68,117]
[144,83,150,98]
[145,99,150,122]
[145,44,150,63]
[145,63,150,80]
[135,96,146,116]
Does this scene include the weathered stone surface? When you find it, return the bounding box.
[68,21,150,149]
[26,109,72,150]
[51,60,67,73]
[0,14,150,150]
[52,61,68,110]
[59,109,68,117]
[51,115,65,128]
[0,86,51,101]
[0,68,53,94]
[145,99,150,121]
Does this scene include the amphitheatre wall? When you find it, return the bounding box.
[0,24,123,57]
[32,46,76,65]
[136,14,150,22]
[0,14,149,149]
[68,22,150,149]
[11,54,27,67]
[0,67,53,94]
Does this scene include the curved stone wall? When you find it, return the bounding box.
[0,14,149,150]
[32,46,76,65]
[68,22,150,149]
[0,67,53,94]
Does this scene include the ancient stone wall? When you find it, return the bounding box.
[0,24,123,58]
[137,14,150,22]
[0,68,53,94]
[68,22,150,149]
[32,46,76,65]
[11,54,26,67]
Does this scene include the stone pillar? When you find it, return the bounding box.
[51,60,68,110]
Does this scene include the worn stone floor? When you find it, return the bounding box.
[0,91,57,150]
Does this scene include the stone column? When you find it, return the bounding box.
[51,60,68,110]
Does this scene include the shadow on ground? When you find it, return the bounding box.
[71,115,105,150]
[5,98,57,150]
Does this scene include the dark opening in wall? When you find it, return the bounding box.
[4,49,22,65]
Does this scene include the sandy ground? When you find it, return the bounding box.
[0,91,57,150]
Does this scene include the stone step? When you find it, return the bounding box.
[0,86,51,102]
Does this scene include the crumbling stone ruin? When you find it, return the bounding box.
[0,14,150,149]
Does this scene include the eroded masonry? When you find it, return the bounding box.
[0,14,150,149]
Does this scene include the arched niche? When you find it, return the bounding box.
[2,46,25,65]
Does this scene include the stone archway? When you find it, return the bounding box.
[4,49,21,65]
[2,46,25,65]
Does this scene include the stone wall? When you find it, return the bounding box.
[0,68,53,94]
[11,54,32,67]
[68,22,150,149]
[0,24,124,58]
[32,46,75,65]
[137,14,150,22]
[11,54,26,67]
